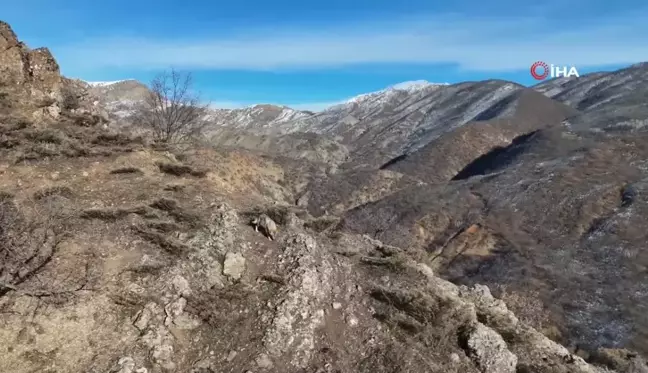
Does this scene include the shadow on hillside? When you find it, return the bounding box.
[451,130,539,181]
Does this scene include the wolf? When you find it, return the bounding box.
[251,214,278,241]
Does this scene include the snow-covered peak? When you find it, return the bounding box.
[85,80,134,87]
[389,80,448,91]
[344,80,449,105]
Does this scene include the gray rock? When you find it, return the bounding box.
[223,252,246,280]
[112,357,135,373]
[463,323,517,373]
[171,274,192,296]
[255,353,274,369]
[164,297,187,326]
[262,234,332,368]
[226,350,238,362]
[133,302,164,331]
[172,314,202,330]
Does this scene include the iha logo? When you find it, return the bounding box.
[530,61,580,80]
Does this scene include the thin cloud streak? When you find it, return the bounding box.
[54,12,648,73]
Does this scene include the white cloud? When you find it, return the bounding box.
[54,12,648,73]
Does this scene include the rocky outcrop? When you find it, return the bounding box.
[0,20,110,125]
[0,21,62,119]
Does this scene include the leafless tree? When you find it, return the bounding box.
[135,68,209,144]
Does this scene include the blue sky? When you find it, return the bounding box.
[4,0,648,110]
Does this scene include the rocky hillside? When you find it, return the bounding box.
[534,62,648,132]
[205,104,312,133]
[207,127,350,168]
[85,80,150,117]
[381,88,577,183]
[331,64,648,361]
[3,19,648,373]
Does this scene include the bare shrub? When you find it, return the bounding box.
[80,205,155,221]
[24,128,66,144]
[92,132,135,146]
[33,186,74,200]
[134,68,209,144]
[60,84,80,111]
[0,195,69,296]
[132,226,187,256]
[157,161,207,177]
[109,167,142,175]
[304,216,340,233]
[149,198,202,227]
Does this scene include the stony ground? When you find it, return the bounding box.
[1,108,645,373]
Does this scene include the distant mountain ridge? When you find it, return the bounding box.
[87,66,648,170]
[532,63,648,132]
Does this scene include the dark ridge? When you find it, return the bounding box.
[451,130,539,181]
[379,153,408,170]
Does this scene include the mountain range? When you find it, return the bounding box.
[3,18,648,373]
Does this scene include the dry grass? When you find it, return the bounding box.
[156,161,207,177]
[80,205,154,221]
[109,167,142,175]
[33,186,74,201]
[132,225,187,256]
[143,220,183,233]
[149,197,203,228]
[0,113,147,165]
[91,132,137,146]
[304,216,340,233]
[0,195,71,296]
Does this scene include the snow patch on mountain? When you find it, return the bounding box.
[85,80,133,87]
[203,104,313,133]
[344,80,448,105]
[390,80,449,91]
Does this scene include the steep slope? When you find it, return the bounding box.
[294,80,529,168]
[534,62,648,131]
[89,77,572,172]
[338,122,648,357]
[382,88,578,183]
